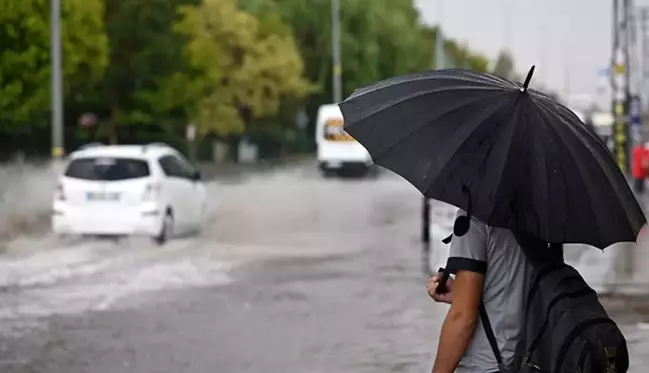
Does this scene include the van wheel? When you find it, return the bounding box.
[154,210,173,245]
[319,168,336,178]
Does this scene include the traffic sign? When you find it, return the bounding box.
[630,96,641,120]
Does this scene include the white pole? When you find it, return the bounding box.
[435,0,445,69]
[51,0,64,158]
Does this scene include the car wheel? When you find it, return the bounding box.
[154,210,173,245]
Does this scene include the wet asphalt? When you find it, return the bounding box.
[0,161,647,372]
[0,162,447,373]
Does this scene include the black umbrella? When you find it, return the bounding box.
[339,67,646,249]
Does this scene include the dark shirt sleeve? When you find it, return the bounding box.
[447,209,488,275]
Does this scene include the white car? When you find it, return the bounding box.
[52,143,206,244]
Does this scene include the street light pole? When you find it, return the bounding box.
[51,0,64,158]
[612,0,630,174]
[331,0,342,103]
[434,0,445,69]
[502,0,511,53]
[563,44,571,101]
[640,8,649,106]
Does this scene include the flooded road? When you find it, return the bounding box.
[0,162,448,372]
[0,161,647,372]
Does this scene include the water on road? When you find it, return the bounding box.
[0,163,448,372]
[0,162,646,372]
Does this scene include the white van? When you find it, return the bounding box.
[315,104,372,176]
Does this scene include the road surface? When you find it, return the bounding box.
[0,161,646,372]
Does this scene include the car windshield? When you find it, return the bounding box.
[64,157,150,181]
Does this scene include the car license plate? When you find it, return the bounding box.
[86,192,119,201]
[327,160,342,168]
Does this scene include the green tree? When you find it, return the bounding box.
[420,26,490,72]
[0,0,108,132]
[174,0,311,137]
[98,0,200,144]
[258,0,434,100]
[491,51,516,80]
[445,40,490,72]
[244,0,493,125]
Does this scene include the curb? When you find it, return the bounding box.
[197,156,313,181]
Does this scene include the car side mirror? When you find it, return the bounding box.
[191,170,201,181]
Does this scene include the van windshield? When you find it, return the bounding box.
[324,117,354,141]
[64,157,150,181]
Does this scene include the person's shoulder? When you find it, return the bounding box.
[455,209,489,233]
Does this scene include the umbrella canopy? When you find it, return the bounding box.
[339,67,646,249]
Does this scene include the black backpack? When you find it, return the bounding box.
[478,237,630,373]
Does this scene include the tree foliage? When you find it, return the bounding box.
[175,0,311,137]
[98,0,201,143]
[241,0,491,127]
[491,51,516,80]
[0,0,108,132]
[0,0,519,156]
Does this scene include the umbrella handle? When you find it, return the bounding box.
[435,267,451,294]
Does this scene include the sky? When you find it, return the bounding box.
[414,0,615,109]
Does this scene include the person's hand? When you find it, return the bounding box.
[427,273,454,304]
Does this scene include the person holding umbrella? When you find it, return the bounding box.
[425,208,533,373]
[339,67,644,373]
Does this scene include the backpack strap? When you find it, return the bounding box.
[473,252,506,373]
[442,259,505,371]
[479,302,505,372]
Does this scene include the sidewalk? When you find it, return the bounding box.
[589,191,649,295]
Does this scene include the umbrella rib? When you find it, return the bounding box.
[534,95,609,149]
[529,101,566,242]
[534,101,604,245]
[529,101,553,241]
[533,97,637,239]
[346,70,514,101]
[420,95,516,201]
[345,85,503,124]
[352,91,507,161]
[477,98,523,226]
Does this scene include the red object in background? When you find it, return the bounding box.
[631,144,649,179]
[78,113,97,127]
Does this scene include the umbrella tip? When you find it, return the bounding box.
[521,65,536,92]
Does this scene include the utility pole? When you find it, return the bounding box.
[536,14,546,84]
[639,8,649,109]
[625,0,634,102]
[502,0,511,54]
[435,29,445,69]
[51,0,64,158]
[563,45,571,102]
[331,0,342,103]
[434,0,447,69]
[628,4,645,148]
[611,0,630,174]
[612,0,635,280]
